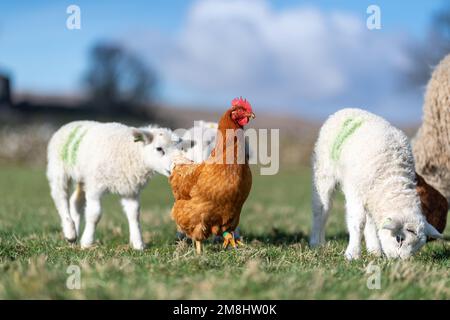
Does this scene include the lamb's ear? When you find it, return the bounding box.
[133,129,153,144]
[424,222,443,239]
[382,217,400,231]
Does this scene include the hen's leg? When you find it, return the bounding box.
[172,200,204,254]
[195,241,202,255]
[234,228,244,246]
[223,231,237,249]
[213,227,244,245]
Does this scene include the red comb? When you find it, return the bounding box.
[231,97,252,112]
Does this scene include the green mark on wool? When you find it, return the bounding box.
[60,125,89,165]
[331,117,364,161]
[70,129,88,165]
[61,125,82,164]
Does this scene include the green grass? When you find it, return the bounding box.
[0,165,448,299]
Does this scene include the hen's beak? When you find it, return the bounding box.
[248,112,255,119]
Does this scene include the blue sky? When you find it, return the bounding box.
[0,0,447,122]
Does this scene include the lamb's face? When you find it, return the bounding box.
[134,127,181,177]
[378,214,442,259]
[378,219,426,259]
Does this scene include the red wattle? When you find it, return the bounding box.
[238,117,249,126]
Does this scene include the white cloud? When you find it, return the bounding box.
[126,0,421,122]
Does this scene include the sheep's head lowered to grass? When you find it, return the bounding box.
[379,213,443,259]
[133,126,182,177]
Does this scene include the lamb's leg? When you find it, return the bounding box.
[49,176,77,242]
[69,183,85,237]
[310,174,335,247]
[80,192,102,248]
[121,197,145,250]
[364,213,382,256]
[343,188,366,260]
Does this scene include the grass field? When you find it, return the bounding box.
[0,165,448,299]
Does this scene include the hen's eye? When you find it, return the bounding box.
[156,147,165,155]
[406,229,416,235]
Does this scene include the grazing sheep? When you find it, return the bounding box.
[47,121,180,249]
[412,53,450,203]
[310,108,442,260]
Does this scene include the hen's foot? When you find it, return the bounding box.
[223,231,244,249]
[223,232,236,249]
[234,228,244,246]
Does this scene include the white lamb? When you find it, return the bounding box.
[47,121,180,250]
[310,108,442,260]
[179,121,218,163]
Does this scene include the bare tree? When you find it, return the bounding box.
[83,43,157,112]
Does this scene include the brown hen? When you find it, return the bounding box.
[169,98,255,254]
